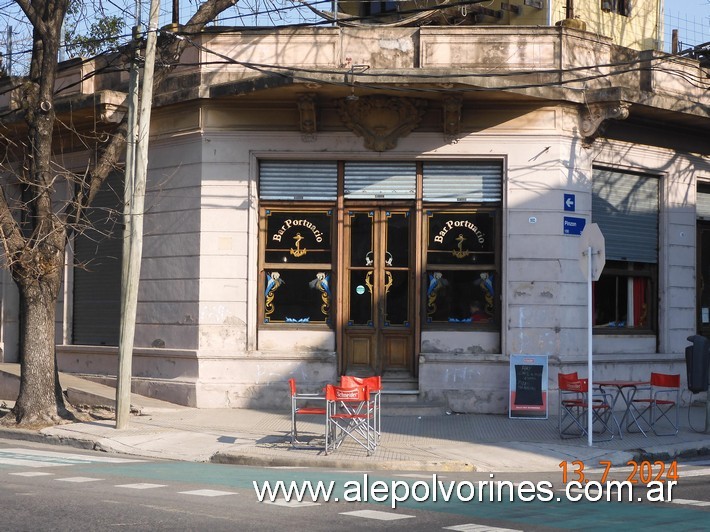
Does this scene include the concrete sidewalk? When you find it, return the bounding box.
[2,363,710,472]
[1,401,710,473]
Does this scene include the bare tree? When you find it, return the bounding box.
[0,0,238,427]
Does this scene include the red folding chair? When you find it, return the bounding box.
[630,373,681,436]
[558,373,618,441]
[324,384,376,456]
[340,375,381,442]
[288,378,326,447]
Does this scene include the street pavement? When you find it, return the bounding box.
[2,371,710,473]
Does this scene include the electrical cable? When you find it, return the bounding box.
[0,2,708,117]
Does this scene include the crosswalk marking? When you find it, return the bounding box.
[340,510,415,521]
[0,457,71,468]
[586,465,710,478]
[264,499,320,507]
[116,483,166,490]
[0,448,140,468]
[56,477,103,483]
[674,467,710,478]
[670,498,710,507]
[178,489,237,497]
[444,525,523,532]
[10,471,53,477]
[394,473,448,479]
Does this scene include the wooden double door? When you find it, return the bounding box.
[342,207,416,378]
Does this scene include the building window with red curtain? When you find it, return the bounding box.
[593,261,655,331]
[592,168,658,334]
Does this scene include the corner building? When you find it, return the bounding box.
[0,1,708,413]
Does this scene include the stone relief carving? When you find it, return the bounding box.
[442,94,463,142]
[337,95,428,151]
[297,93,317,141]
[579,101,630,145]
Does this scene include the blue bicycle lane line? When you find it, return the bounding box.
[61,461,710,531]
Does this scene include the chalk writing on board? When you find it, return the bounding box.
[514,364,543,406]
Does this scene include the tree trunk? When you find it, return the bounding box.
[13,274,65,426]
[0,0,237,428]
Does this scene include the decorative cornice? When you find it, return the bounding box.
[337,95,428,152]
[579,101,630,144]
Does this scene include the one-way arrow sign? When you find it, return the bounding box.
[564,193,575,212]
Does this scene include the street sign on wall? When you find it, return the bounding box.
[564,193,576,211]
[563,216,586,235]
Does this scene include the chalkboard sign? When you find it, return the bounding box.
[509,354,548,419]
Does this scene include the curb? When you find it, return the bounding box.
[210,451,477,472]
[633,444,710,463]
[0,427,98,452]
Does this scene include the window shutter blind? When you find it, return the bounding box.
[423,162,502,202]
[697,186,710,219]
[344,162,416,199]
[73,174,123,346]
[592,168,658,263]
[259,161,338,201]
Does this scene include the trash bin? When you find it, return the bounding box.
[686,335,710,393]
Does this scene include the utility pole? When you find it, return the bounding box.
[116,0,159,429]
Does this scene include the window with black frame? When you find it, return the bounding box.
[593,261,655,329]
[425,210,497,326]
[262,210,333,324]
[601,0,630,16]
[592,168,658,332]
[364,0,398,16]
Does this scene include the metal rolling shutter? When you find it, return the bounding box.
[697,185,710,219]
[423,162,503,202]
[592,168,659,263]
[344,162,416,199]
[72,177,123,346]
[259,161,338,200]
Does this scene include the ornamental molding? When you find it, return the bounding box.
[579,101,630,145]
[442,94,463,142]
[337,95,428,152]
[297,93,317,141]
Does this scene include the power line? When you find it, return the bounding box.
[1,2,707,110]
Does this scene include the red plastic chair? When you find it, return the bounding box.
[558,372,618,440]
[340,375,382,442]
[630,373,681,436]
[324,384,376,456]
[288,378,326,447]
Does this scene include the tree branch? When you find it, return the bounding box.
[0,185,27,260]
[14,0,48,35]
[78,0,239,218]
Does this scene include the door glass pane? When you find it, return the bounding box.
[349,270,373,326]
[386,211,409,267]
[349,212,373,267]
[384,270,409,326]
[426,211,495,265]
[264,210,332,264]
[426,270,495,324]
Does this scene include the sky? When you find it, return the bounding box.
[665,0,709,15]
[662,0,710,49]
